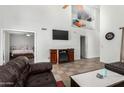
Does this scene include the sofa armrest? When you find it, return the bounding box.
[105,62,124,75]
[29,62,52,74]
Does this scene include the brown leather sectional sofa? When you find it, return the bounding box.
[0,56,56,87]
[105,62,124,75]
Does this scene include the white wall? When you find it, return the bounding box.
[4,31,10,63]
[100,5,124,63]
[0,5,100,63]
[10,34,34,50]
[0,30,3,65]
[0,8,3,65]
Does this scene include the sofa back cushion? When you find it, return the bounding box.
[5,56,29,79]
[9,56,29,72]
[0,56,30,87]
[4,62,21,79]
[29,63,52,75]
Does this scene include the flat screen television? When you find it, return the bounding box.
[53,29,69,40]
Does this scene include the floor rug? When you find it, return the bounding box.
[56,81,65,87]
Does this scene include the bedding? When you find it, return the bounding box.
[11,50,34,56]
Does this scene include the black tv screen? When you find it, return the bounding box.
[53,29,69,40]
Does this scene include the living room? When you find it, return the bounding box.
[0,5,101,87]
[0,5,100,64]
[0,2,124,91]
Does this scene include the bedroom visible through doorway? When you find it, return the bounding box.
[3,30,35,63]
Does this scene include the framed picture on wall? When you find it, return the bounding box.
[72,5,96,29]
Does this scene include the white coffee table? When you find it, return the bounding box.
[70,69,124,87]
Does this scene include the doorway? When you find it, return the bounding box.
[1,29,36,64]
[80,36,86,59]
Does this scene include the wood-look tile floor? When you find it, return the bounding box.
[52,58,104,87]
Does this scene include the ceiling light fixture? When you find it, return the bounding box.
[26,34,31,37]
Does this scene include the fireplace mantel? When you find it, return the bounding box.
[50,48,74,64]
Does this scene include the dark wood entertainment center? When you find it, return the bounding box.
[50,48,74,64]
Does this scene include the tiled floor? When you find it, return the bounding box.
[52,58,104,87]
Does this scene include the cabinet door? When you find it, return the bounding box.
[50,50,57,64]
[68,53,74,62]
[68,49,74,62]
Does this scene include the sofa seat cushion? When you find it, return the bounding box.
[0,67,16,87]
[25,71,56,87]
[15,64,30,87]
[105,62,124,75]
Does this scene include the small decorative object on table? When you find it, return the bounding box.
[96,73,104,79]
[96,68,107,79]
[101,68,107,77]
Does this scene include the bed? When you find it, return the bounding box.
[10,49,34,59]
